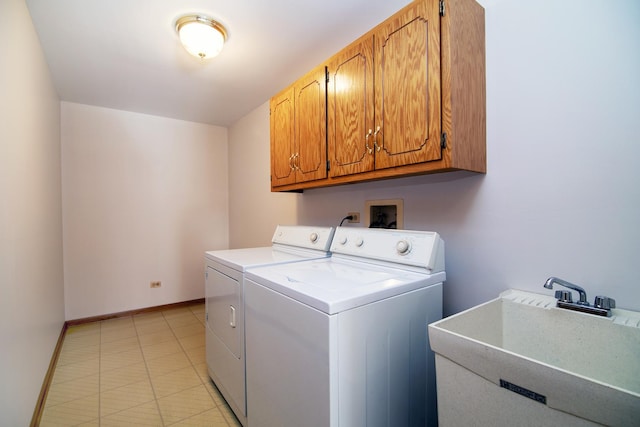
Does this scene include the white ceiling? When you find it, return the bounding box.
[26,0,411,127]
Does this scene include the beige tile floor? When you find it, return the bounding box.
[39,303,242,427]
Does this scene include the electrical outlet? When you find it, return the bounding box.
[348,212,360,223]
[150,281,161,288]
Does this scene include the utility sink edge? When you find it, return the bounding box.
[428,289,640,426]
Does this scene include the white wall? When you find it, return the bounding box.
[62,103,229,320]
[228,0,640,315]
[0,0,65,424]
[228,102,299,248]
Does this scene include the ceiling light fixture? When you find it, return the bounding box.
[175,15,227,59]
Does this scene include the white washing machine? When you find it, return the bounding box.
[244,227,445,427]
[204,225,335,426]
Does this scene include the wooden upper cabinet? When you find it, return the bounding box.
[270,65,327,188]
[295,66,327,183]
[328,0,443,179]
[272,0,485,191]
[373,0,443,170]
[270,87,296,187]
[327,36,375,178]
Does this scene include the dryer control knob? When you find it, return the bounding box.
[356,238,364,247]
[339,236,348,245]
[310,232,318,243]
[396,240,411,254]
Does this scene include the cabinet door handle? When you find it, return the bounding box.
[373,126,381,152]
[229,306,236,328]
[373,126,382,151]
[288,153,296,170]
[365,129,373,154]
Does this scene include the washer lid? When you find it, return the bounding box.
[246,257,446,314]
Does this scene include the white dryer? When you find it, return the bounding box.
[204,225,335,426]
[244,227,445,427]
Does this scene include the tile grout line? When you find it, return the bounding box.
[38,303,231,426]
[134,313,168,427]
[98,315,159,425]
[162,307,225,426]
[42,324,102,425]
[97,314,167,426]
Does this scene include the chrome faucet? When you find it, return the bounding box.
[543,276,616,317]
[543,277,589,305]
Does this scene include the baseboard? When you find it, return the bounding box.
[65,298,205,326]
[30,322,67,427]
[30,298,205,425]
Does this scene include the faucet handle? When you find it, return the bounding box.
[594,296,616,310]
[555,290,573,303]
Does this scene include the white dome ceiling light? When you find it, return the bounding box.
[175,15,228,59]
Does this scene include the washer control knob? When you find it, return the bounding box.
[339,236,348,245]
[396,240,411,254]
[355,238,364,247]
[310,232,318,243]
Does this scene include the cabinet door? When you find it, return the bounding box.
[327,36,375,177]
[270,87,296,187]
[373,0,443,170]
[295,65,328,183]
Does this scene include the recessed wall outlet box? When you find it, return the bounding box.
[348,212,360,223]
[150,281,162,288]
[365,199,403,229]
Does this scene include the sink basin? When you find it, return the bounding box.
[428,289,640,426]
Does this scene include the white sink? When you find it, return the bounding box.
[428,289,640,426]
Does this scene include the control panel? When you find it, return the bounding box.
[271,225,335,251]
[330,227,444,271]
